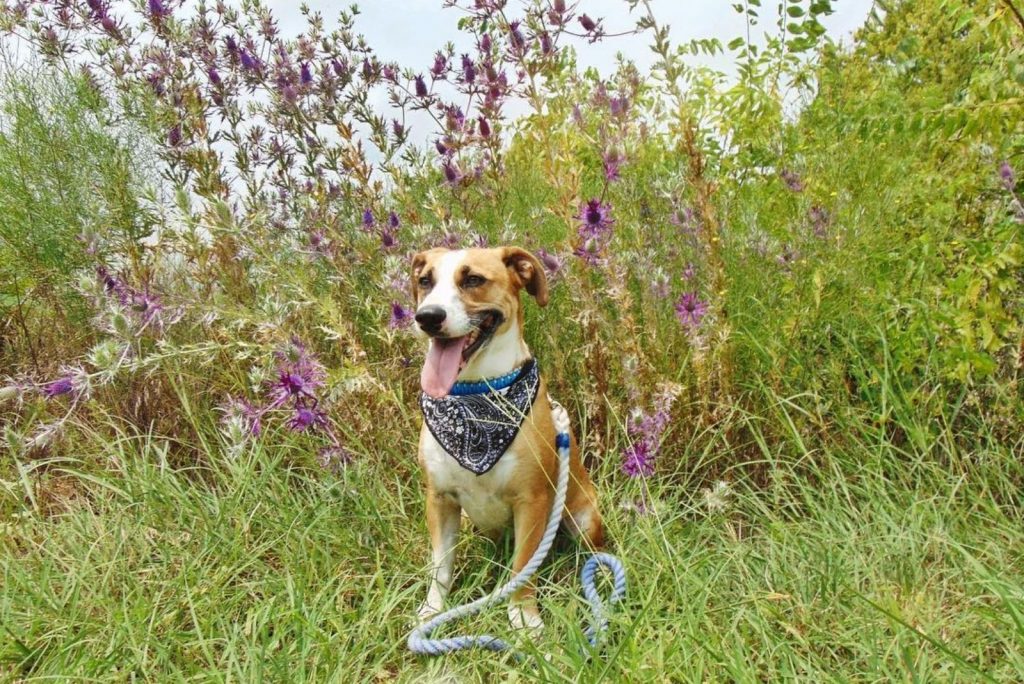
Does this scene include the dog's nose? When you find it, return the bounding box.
[415,305,447,332]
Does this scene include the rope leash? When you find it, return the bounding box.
[407,403,627,658]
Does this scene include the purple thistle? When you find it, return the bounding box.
[460,54,476,83]
[573,237,603,266]
[42,376,75,399]
[780,168,804,192]
[537,248,563,277]
[478,117,491,138]
[602,149,623,182]
[361,208,375,231]
[148,0,169,20]
[1000,160,1016,192]
[508,21,526,51]
[239,49,260,74]
[576,198,614,237]
[430,51,447,77]
[380,226,398,251]
[622,438,654,477]
[675,292,708,329]
[288,405,326,433]
[539,31,553,55]
[442,160,463,185]
[267,338,325,406]
[207,66,221,85]
[389,301,413,329]
[388,211,400,229]
[414,75,428,98]
[299,61,313,86]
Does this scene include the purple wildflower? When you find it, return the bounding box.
[430,51,447,77]
[573,237,603,266]
[389,301,413,329]
[539,31,553,55]
[299,61,313,86]
[392,119,405,138]
[361,208,374,231]
[380,225,398,251]
[576,198,614,237]
[167,124,182,146]
[460,54,476,83]
[780,169,804,192]
[414,75,428,98]
[622,438,654,477]
[267,338,325,406]
[480,33,492,53]
[148,0,169,20]
[1000,160,1016,191]
[682,262,696,281]
[602,149,623,182]
[609,97,628,118]
[442,160,463,185]
[508,21,526,51]
[288,405,326,433]
[578,13,597,32]
[435,139,450,156]
[537,248,563,278]
[675,292,708,329]
[809,205,831,238]
[388,211,400,229]
[239,49,260,74]
[42,376,75,399]
[207,66,221,85]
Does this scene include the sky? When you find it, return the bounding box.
[264,0,875,148]
[267,0,874,78]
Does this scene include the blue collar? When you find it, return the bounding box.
[449,360,533,396]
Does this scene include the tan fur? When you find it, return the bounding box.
[412,247,603,628]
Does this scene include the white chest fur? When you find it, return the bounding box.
[420,429,517,534]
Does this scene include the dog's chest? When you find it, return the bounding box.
[420,430,516,533]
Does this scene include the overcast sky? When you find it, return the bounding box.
[267,0,874,78]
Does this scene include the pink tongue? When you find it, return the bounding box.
[421,337,469,398]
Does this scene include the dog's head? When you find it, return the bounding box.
[410,246,548,398]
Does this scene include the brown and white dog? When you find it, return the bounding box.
[411,246,604,631]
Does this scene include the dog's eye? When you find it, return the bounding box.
[418,275,432,289]
[462,274,486,289]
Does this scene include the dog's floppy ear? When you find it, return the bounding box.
[502,247,549,307]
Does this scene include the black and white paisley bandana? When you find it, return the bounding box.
[420,360,540,475]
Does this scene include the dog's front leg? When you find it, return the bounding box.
[418,490,460,622]
[507,490,553,632]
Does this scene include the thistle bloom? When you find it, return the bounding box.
[576,198,614,237]
[1000,160,1016,191]
[622,439,654,477]
[288,405,326,432]
[675,292,708,329]
[267,338,325,406]
[389,301,413,328]
[780,169,804,192]
[602,149,623,182]
[42,376,75,399]
[460,54,476,83]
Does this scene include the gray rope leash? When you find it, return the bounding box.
[407,403,627,657]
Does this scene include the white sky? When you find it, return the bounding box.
[268,0,873,77]
[264,0,873,148]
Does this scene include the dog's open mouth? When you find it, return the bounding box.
[421,310,504,398]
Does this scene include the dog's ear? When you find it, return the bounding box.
[502,247,549,307]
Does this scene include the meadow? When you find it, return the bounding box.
[1,0,1022,680]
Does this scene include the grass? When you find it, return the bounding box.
[3,394,1022,682]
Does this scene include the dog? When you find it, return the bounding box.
[411,246,604,631]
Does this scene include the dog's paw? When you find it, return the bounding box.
[417,600,443,623]
[507,603,545,633]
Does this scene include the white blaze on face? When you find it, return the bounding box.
[418,250,471,336]
[418,250,475,399]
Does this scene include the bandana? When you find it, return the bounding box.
[420,360,540,475]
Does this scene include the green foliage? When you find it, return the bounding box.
[0,62,155,370]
